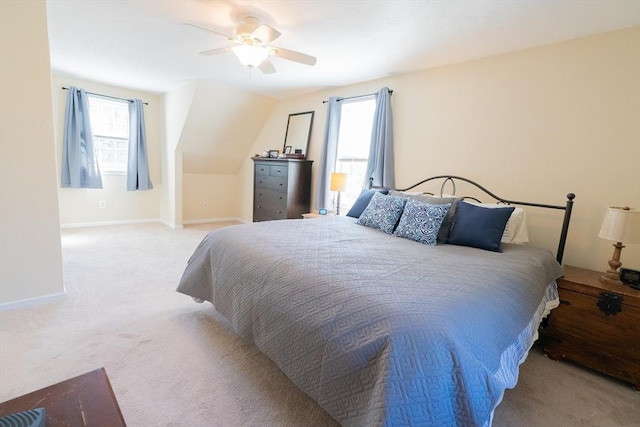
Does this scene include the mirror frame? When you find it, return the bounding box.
[283,111,314,157]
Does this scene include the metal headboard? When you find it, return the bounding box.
[369,175,575,264]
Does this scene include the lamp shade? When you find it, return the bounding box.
[330,172,347,192]
[232,44,268,67]
[598,207,640,244]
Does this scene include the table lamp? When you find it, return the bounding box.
[330,172,347,215]
[598,206,640,285]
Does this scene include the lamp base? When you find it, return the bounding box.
[600,271,623,286]
[600,242,625,285]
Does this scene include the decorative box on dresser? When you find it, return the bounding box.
[253,158,313,222]
[543,265,640,390]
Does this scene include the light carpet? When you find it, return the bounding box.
[0,222,638,426]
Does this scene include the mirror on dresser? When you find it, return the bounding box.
[283,111,314,157]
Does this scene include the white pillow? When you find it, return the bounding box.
[469,203,529,244]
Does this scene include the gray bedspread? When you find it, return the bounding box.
[177,216,563,426]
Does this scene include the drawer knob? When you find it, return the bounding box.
[597,292,623,316]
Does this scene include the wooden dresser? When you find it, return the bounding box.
[252,158,312,222]
[543,265,640,389]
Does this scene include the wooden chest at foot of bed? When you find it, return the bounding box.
[544,265,640,389]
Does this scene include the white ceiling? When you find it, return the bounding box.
[46,0,640,99]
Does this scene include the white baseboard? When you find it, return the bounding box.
[182,217,247,225]
[158,219,183,230]
[0,291,67,311]
[61,217,248,229]
[60,218,162,229]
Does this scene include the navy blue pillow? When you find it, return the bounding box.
[346,189,389,218]
[448,202,515,252]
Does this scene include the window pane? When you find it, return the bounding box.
[88,95,129,172]
[94,136,128,172]
[335,98,376,214]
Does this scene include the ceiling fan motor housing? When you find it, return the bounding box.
[237,17,261,41]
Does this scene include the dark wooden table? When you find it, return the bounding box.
[0,367,126,426]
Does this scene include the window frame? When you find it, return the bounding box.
[87,94,130,175]
[333,96,376,214]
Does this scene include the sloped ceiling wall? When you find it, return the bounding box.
[178,80,276,174]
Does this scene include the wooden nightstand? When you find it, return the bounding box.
[543,265,640,389]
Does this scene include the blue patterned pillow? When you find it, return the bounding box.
[356,192,407,234]
[393,199,451,246]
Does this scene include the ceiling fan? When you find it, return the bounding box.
[185,17,317,74]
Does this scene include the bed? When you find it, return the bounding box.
[176,175,575,427]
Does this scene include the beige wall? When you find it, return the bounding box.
[162,82,197,228]
[52,75,163,226]
[178,81,276,174]
[244,27,640,272]
[162,81,275,225]
[182,173,239,222]
[0,0,64,305]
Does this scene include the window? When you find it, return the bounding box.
[334,97,376,214]
[88,95,129,173]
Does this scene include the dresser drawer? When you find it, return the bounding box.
[255,164,270,176]
[269,164,288,177]
[253,204,287,221]
[254,213,286,222]
[255,175,287,192]
[255,189,287,211]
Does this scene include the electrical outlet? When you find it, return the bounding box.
[99,200,106,209]
[203,201,209,208]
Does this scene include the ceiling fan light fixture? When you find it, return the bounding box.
[232,44,268,67]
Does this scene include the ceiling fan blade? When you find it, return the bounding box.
[199,47,232,56]
[252,24,281,44]
[269,47,316,66]
[259,59,276,74]
[183,22,236,41]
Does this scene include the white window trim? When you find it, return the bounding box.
[88,94,129,174]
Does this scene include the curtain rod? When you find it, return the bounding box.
[322,89,393,104]
[61,87,149,105]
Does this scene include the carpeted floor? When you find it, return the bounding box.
[1,222,638,426]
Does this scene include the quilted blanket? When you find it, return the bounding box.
[177,216,562,426]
